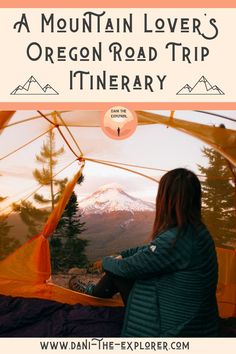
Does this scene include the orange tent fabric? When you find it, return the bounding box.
[0,111,15,132]
[0,149,122,306]
[217,248,236,317]
[0,111,235,315]
[136,111,236,167]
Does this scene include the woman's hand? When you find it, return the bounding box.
[114,255,122,260]
[109,254,123,259]
[94,255,122,273]
[93,260,103,272]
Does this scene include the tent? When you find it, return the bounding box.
[0,110,235,327]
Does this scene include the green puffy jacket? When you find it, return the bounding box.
[102,223,219,337]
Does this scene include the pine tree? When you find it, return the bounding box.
[51,190,88,273]
[0,215,20,260]
[14,130,67,238]
[12,200,48,238]
[33,130,67,211]
[198,147,235,247]
[0,194,19,260]
[11,130,87,272]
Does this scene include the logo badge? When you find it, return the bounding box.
[101,106,137,140]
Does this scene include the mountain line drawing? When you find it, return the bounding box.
[10,76,59,95]
[176,76,225,95]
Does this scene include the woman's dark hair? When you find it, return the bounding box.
[151,168,202,240]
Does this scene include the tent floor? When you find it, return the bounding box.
[0,295,124,337]
[0,295,235,337]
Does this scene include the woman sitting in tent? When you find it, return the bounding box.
[71,168,219,337]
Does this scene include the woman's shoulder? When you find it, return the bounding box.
[154,224,189,239]
[153,222,212,244]
[152,227,179,245]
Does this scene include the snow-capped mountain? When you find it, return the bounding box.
[43,83,58,94]
[79,183,155,215]
[11,76,58,95]
[177,84,192,94]
[177,76,224,95]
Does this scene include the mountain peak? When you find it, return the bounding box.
[96,183,123,193]
[79,184,155,215]
[177,76,224,95]
[11,76,59,95]
[28,75,36,82]
[199,75,207,81]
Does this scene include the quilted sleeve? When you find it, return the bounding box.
[102,230,192,279]
[120,245,149,258]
